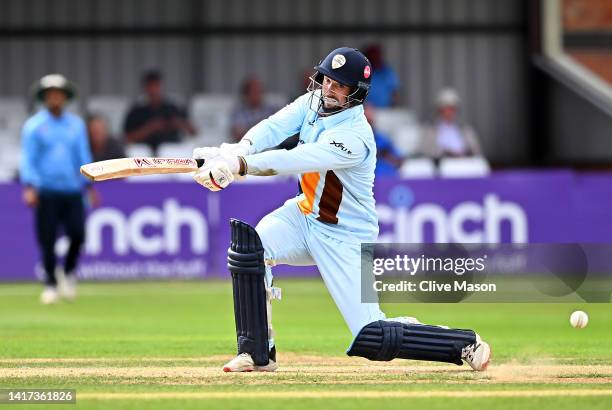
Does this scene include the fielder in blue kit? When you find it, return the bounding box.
[21,74,97,305]
[193,47,491,373]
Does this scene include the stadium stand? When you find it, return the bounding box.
[372,108,421,157]
[0,98,27,181]
[125,143,153,158]
[438,157,491,178]
[399,158,437,179]
[86,95,130,138]
[190,94,235,147]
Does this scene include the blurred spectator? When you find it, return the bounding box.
[363,44,400,108]
[420,88,482,159]
[20,74,98,305]
[364,105,403,176]
[87,114,125,162]
[230,76,276,142]
[123,70,196,154]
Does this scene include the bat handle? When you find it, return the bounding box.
[195,158,205,168]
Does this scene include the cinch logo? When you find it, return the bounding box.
[83,199,208,256]
[377,194,528,243]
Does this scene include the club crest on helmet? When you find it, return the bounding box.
[332,54,346,69]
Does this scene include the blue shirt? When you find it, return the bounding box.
[20,109,92,192]
[374,130,400,177]
[367,64,400,108]
[242,91,379,243]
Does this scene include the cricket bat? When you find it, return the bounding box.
[80,157,205,182]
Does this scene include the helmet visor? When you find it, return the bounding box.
[307,74,365,115]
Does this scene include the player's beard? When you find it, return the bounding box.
[322,92,349,111]
[323,96,340,109]
[319,96,349,117]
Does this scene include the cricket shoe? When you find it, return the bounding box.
[461,333,491,371]
[59,275,77,301]
[40,286,60,305]
[222,347,278,372]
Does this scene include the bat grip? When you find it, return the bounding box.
[195,158,205,168]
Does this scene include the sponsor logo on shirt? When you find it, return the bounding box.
[330,140,352,155]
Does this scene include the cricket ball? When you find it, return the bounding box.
[569,310,589,329]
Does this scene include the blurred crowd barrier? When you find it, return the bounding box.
[2,170,612,281]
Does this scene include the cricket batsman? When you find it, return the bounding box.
[192,47,491,372]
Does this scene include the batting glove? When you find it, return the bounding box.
[219,139,254,157]
[193,146,222,162]
[193,154,244,191]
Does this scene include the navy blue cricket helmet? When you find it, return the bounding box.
[312,47,372,107]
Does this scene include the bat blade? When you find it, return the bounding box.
[80,157,203,182]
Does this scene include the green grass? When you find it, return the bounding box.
[1,279,611,409]
[7,397,612,410]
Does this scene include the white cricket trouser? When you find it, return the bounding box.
[256,198,386,336]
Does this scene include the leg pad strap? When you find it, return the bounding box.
[347,320,476,365]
